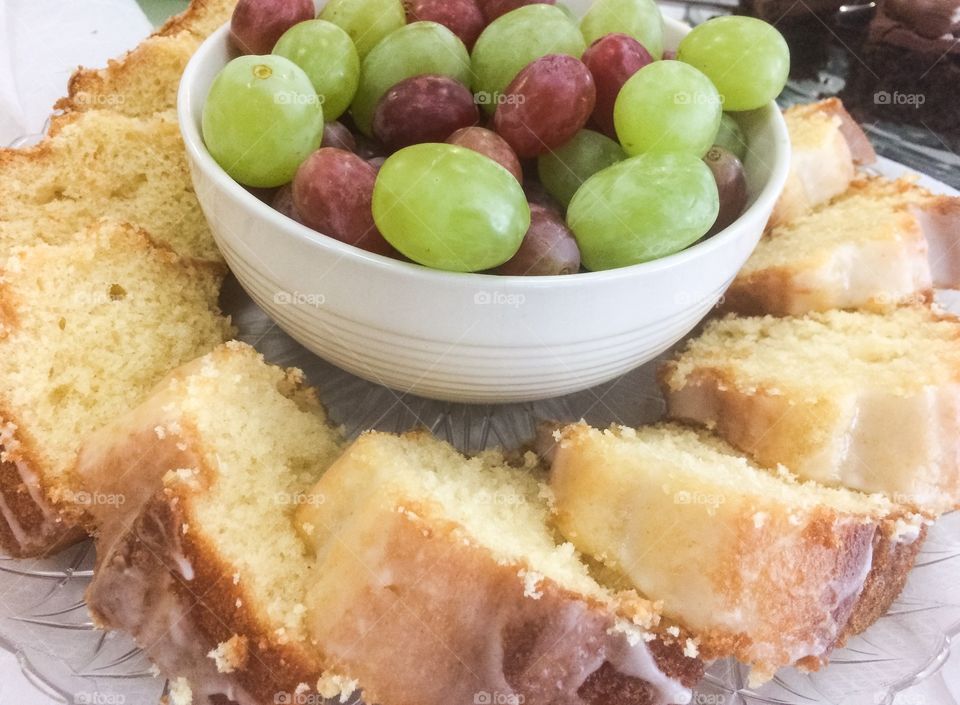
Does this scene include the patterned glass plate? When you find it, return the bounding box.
[0,148,957,705]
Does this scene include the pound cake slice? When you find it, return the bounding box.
[661,307,960,515]
[550,423,926,686]
[56,0,238,117]
[0,108,219,262]
[0,221,232,557]
[725,176,960,315]
[295,432,703,705]
[79,343,344,705]
[770,99,875,228]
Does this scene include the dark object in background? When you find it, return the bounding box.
[738,0,959,173]
[844,0,960,137]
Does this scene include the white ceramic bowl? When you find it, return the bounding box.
[178,12,790,403]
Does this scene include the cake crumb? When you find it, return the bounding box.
[683,638,700,659]
[232,572,240,585]
[753,512,768,529]
[519,569,544,599]
[666,625,680,637]
[317,672,360,702]
[207,635,249,674]
[169,677,193,705]
[154,425,167,440]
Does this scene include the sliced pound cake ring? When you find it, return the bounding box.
[0,108,220,262]
[79,343,344,705]
[549,423,926,686]
[661,307,960,515]
[0,221,232,557]
[725,176,960,316]
[295,432,703,705]
[770,99,875,229]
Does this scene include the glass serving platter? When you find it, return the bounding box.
[1,125,958,705]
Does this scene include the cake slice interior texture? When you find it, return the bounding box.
[550,422,925,685]
[662,306,960,513]
[296,431,703,705]
[0,221,231,556]
[79,343,344,705]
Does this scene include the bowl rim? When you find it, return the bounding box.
[178,16,792,289]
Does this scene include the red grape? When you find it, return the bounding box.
[404,0,486,49]
[523,179,564,212]
[372,75,480,151]
[581,33,653,138]
[477,0,555,22]
[496,203,581,275]
[272,184,304,224]
[230,0,315,55]
[292,148,395,255]
[493,54,596,158]
[321,121,357,152]
[704,146,748,236]
[446,127,523,181]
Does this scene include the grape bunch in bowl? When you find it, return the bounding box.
[202,0,789,275]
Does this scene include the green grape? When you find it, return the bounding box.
[273,20,360,121]
[202,55,324,188]
[350,22,472,135]
[372,144,530,271]
[677,16,790,112]
[714,113,748,160]
[614,60,722,157]
[538,130,626,207]
[580,0,664,59]
[567,153,719,270]
[319,0,406,58]
[471,5,586,115]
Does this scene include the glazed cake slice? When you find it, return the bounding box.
[549,423,926,686]
[725,176,960,315]
[770,99,875,228]
[295,432,703,705]
[0,108,219,262]
[661,306,960,515]
[78,343,344,705]
[0,221,232,557]
[55,0,238,117]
